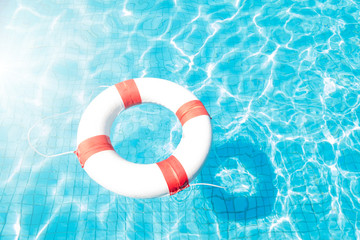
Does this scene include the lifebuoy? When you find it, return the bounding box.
[75,78,212,198]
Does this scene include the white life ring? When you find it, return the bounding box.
[75,78,212,198]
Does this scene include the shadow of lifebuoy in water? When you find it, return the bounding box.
[198,137,277,222]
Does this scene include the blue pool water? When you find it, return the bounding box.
[1,0,360,239]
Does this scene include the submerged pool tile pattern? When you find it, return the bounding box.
[0,0,360,239]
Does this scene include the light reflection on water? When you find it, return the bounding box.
[0,0,360,239]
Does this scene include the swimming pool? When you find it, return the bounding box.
[1,0,360,239]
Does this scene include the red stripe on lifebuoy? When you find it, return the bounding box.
[157,155,189,195]
[176,100,209,126]
[75,135,114,168]
[115,79,142,108]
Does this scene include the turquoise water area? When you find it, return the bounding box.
[1,0,360,239]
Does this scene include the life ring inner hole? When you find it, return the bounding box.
[110,103,182,164]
